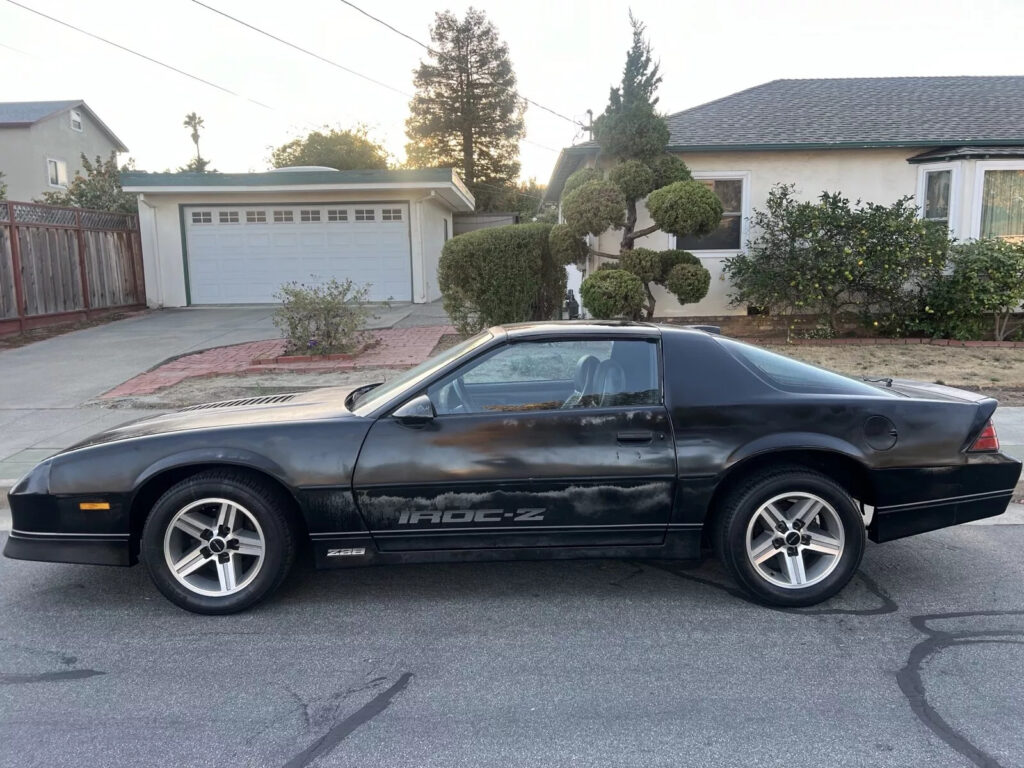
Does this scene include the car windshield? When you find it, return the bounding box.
[351,330,494,415]
[716,337,900,397]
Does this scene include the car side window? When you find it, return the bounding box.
[427,339,660,415]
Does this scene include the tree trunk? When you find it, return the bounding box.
[462,127,474,185]
[643,281,656,320]
[621,199,638,251]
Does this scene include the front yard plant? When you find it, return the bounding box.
[273,277,376,355]
[724,184,949,335]
[554,15,719,320]
[438,222,568,334]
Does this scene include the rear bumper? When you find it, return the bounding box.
[869,488,1014,542]
[4,530,131,566]
[869,456,1021,542]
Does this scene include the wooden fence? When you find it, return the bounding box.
[0,201,145,334]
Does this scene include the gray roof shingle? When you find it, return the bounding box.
[544,76,1024,200]
[664,76,1024,149]
[0,100,82,126]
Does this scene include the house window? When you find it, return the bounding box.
[328,209,348,222]
[979,168,1024,242]
[273,210,294,223]
[923,170,951,229]
[355,209,375,222]
[246,210,266,223]
[443,218,449,242]
[382,208,403,221]
[46,158,68,187]
[676,176,746,251]
[70,110,83,132]
[300,209,321,222]
[218,211,239,224]
[191,211,212,224]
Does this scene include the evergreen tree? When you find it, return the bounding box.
[405,8,525,211]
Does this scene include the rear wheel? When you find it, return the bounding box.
[141,470,296,614]
[713,467,865,607]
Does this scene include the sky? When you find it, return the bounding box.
[2,0,1023,186]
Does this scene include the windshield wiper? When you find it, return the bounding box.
[862,376,893,388]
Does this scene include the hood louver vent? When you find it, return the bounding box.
[180,394,299,412]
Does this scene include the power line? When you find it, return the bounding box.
[335,0,585,129]
[5,0,273,110]
[191,0,412,99]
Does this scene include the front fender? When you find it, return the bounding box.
[132,447,295,494]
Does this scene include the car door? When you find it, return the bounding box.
[352,334,676,551]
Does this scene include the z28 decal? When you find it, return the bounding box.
[397,508,545,525]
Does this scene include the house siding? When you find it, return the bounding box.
[0,108,121,201]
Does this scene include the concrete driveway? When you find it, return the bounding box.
[0,303,442,482]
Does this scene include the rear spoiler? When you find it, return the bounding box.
[684,325,721,335]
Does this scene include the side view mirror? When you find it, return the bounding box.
[393,394,435,425]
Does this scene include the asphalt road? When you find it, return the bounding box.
[1,524,1023,768]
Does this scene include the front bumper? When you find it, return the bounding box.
[4,463,134,566]
[4,530,131,566]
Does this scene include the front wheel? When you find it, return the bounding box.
[141,470,297,614]
[713,467,865,607]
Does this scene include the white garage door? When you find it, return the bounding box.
[184,203,412,303]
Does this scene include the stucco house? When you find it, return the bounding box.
[0,100,128,201]
[121,167,474,307]
[545,76,1024,318]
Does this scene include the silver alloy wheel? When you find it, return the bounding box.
[744,491,845,589]
[162,497,266,597]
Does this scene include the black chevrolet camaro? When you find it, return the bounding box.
[5,322,1021,614]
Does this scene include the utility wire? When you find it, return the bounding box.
[191,0,412,98]
[335,0,586,129]
[5,0,273,109]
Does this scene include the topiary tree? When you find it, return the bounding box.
[438,222,566,334]
[556,15,721,319]
[579,268,647,320]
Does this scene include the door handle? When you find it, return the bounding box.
[617,430,654,445]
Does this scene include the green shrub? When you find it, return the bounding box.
[561,179,626,237]
[724,184,950,334]
[648,154,692,190]
[607,160,655,201]
[580,268,646,319]
[657,249,697,282]
[549,222,589,267]
[619,247,661,283]
[438,223,566,335]
[665,261,711,305]
[918,239,1024,340]
[562,167,603,198]
[273,277,375,355]
[646,180,722,238]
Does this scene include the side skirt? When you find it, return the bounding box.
[309,530,701,569]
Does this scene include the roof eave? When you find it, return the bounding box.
[666,138,1024,153]
[121,180,476,212]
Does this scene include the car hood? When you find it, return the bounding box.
[64,386,369,452]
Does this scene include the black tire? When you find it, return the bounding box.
[141,469,297,614]
[713,466,865,607]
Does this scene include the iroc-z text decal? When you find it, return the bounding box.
[397,508,545,525]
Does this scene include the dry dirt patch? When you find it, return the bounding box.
[767,344,1024,404]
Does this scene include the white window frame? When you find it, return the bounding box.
[46,158,68,188]
[70,109,83,132]
[674,171,751,255]
[916,161,961,238]
[970,160,1024,240]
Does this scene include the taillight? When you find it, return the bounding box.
[969,421,1000,452]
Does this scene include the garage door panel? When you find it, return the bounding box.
[185,204,411,303]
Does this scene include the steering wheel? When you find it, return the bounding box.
[452,376,479,413]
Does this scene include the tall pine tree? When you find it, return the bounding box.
[405,8,525,211]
